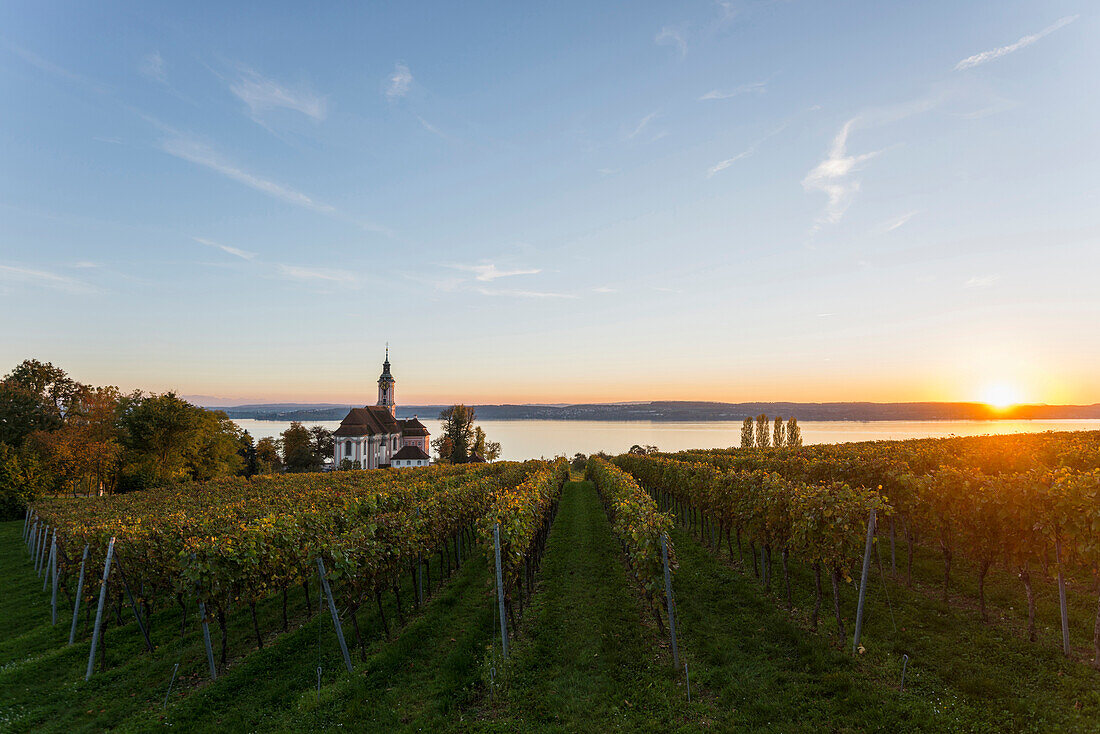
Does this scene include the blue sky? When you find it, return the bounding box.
[1,1,1097,405]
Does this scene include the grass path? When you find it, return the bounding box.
[479,480,698,732]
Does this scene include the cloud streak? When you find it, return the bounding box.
[699,81,767,100]
[194,236,257,261]
[0,264,98,294]
[229,68,327,121]
[625,112,658,140]
[955,15,1077,71]
[802,118,880,227]
[387,63,413,99]
[883,211,918,232]
[162,137,335,213]
[475,287,577,299]
[447,263,541,282]
[277,264,357,286]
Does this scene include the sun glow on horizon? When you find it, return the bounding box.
[979,381,1025,410]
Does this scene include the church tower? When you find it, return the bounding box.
[377,346,396,416]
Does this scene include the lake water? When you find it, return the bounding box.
[232,418,1100,462]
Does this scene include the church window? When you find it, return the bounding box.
[345,441,351,454]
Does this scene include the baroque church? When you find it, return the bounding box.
[333,350,431,469]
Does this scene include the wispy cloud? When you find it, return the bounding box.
[161,137,335,213]
[592,286,617,294]
[625,112,658,140]
[416,115,445,137]
[8,45,108,92]
[277,264,357,286]
[447,263,541,282]
[699,81,767,100]
[802,118,880,227]
[883,211,918,232]
[965,274,1000,289]
[955,15,1077,71]
[0,264,98,294]
[386,63,413,99]
[655,26,688,57]
[194,236,257,261]
[475,287,577,299]
[140,52,167,83]
[707,118,791,177]
[707,149,754,177]
[229,68,327,121]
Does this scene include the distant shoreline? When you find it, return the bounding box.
[211,400,1100,423]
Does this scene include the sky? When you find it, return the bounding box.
[1,1,1098,406]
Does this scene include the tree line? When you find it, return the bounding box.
[0,360,333,518]
[741,414,802,448]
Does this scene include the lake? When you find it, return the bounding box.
[231,418,1100,462]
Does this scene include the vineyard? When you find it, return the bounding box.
[637,430,1100,661]
[4,432,1100,731]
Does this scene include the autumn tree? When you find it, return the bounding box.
[472,426,502,461]
[432,405,500,463]
[755,414,771,448]
[0,359,86,446]
[433,405,475,464]
[786,417,802,447]
[773,416,785,447]
[740,417,754,448]
[255,437,283,474]
[0,442,47,519]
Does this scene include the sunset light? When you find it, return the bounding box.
[979,382,1025,410]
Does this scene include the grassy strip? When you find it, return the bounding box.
[478,480,700,732]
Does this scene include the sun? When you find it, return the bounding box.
[979,382,1024,410]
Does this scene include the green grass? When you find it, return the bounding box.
[667,514,1100,732]
[476,479,700,732]
[0,519,490,732]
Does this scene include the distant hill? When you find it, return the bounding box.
[211,400,1100,422]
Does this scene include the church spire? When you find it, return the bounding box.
[377,345,395,415]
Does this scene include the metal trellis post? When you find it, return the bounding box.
[852,508,876,655]
[85,537,115,681]
[493,523,509,659]
[70,544,89,644]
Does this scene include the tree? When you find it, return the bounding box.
[755,414,771,448]
[186,410,244,481]
[773,416,785,448]
[239,431,258,477]
[786,418,802,447]
[628,445,658,456]
[741,417,754,448]
[432,405,477,464]
[0,442,47,520]
[117,392,242,489]
[29,385,123,495]
[571,453,588,472]
[281,422,316,472]
[309,425,334,467]
[117,391,201,485]
[472,426,502,461]
[0,359,86,446]
[255,437,283,474]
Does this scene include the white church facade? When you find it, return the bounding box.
[333,351,431,469]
